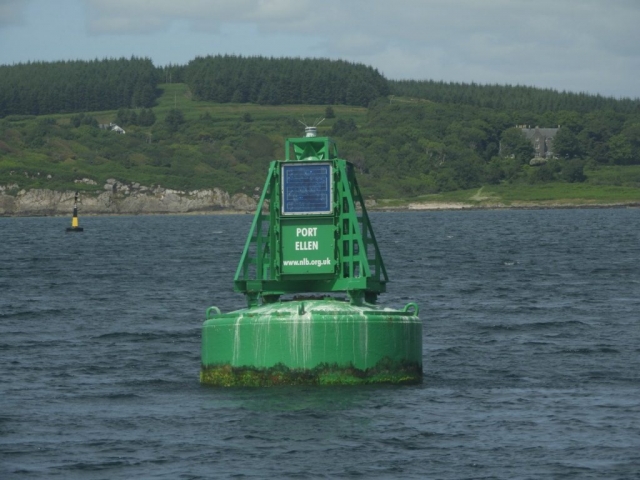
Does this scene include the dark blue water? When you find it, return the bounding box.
[1,209,639,479]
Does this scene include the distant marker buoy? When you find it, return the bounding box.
[201,123,422,386]
[66,191,84,232]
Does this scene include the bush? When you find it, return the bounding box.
[561,159,586,183]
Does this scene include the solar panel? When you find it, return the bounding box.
[281,163,332,215]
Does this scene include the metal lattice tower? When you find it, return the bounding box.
[234,134,388,307]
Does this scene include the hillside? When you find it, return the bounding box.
[0,82,369,195]
[1,56,640,214]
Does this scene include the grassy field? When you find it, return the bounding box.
[378,165,640,208]
[45,83,368,135]
[155,83,369,126]
[380,182,640,208]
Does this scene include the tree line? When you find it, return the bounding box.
[3,55,639,117]
[390,80,640,114]
[0,57,159,117]
[184,55,389,107]
[0,56,390,118]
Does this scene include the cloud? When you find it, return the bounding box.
[324,33,385,56]
[85,0,315,34]
[4,0,639,97]
[82,0,640,61]
[0,0,30,26]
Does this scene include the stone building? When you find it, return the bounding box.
[518,125,559,159]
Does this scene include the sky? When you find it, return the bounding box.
[1,0,639,99]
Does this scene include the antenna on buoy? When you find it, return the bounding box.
[298,117,325,137]
[66,191,84,232]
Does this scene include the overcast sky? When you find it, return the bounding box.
[1,0,639,99]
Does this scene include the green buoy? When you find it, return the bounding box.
[66,191,83,232]
[201,126,422,386]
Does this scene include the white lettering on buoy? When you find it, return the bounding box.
[295,241,319,250]
[294,227,319,250]
[296,227,317,237]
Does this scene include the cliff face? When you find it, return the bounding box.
[0,179,258,216]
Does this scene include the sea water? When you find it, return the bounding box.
[1,209,639,478]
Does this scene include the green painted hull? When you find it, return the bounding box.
[201,299,422,386]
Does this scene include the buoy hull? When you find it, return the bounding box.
[201,300,422,386]
[66,227,84,232]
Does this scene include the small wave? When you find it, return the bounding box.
[428,346,464,357]
[0,308,66,320]
[458,286,483,294]
[480,319,588,332]
[559,346,620,355]
[58,460,132,472]
[121,378,197,390]
[596,346,620,353]
[94,330,195,342]
[104,392,144,400]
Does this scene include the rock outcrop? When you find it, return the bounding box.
[0,180,259,216]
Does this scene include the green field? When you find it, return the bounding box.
[389,181,640,208]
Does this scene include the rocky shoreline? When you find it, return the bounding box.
[1,180,638,217]
[0,179,259,217]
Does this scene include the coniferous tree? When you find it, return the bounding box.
[165,108,185,132]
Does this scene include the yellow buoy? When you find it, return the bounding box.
[66,191,84,232]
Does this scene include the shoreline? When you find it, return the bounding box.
[376,201,640,211]
[2,201,639,218]
[0,208,252,218]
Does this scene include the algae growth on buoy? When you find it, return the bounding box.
[201,125,422,386]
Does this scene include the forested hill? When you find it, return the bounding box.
[390,79,640,114]
[0,56,389,118]
[2,55,638,118]
[0,57,159,117]
[184,56,389,107]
